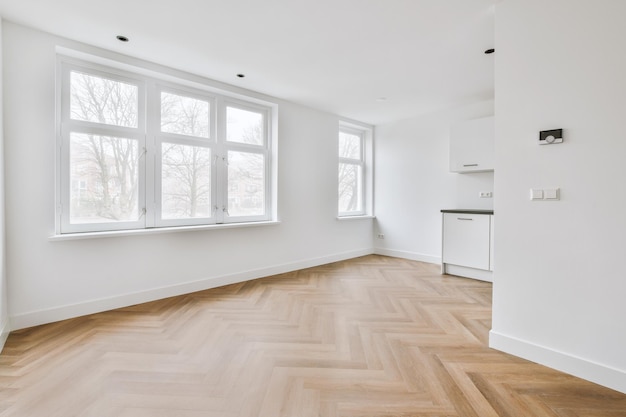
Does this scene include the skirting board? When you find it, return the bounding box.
[490,330,626,394]
[374,247,440,265]
[443,264,493,282]
[10,248,374,331]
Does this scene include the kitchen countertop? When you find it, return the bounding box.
[441,209,494,215]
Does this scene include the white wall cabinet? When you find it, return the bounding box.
[441,211,493,282]
[449,116,494,173]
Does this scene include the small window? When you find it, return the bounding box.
[338,124,371,217]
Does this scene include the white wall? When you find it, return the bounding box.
[3,22,374,329]
[0,17,9,351]
[490,0,626,393]
[374,100,494,263]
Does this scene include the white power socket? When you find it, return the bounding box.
[479,191,493,198]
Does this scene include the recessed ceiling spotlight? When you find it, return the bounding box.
[484,48,495,54]
[116,35,129,42]
[236,73,245,78]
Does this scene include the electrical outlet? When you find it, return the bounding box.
[479,191,493,198]
[377,234,385,239]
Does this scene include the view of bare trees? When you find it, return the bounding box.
[70,71,138,128]
[68,70,267,224]
[161,92,209,138]
[160,93,212,219]
[69,72,139,223]
[161,143,212,219]
[338,132,362,213]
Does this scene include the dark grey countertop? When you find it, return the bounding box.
[441,209,494,215]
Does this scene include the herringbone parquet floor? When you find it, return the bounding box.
[0,255,624,416]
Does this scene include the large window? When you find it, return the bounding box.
[338,124,371,217]
[57,58,273,234]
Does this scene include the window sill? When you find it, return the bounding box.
[336,215,376,221]
[49,220,281,241]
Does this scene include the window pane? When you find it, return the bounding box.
[161,92,210,138]
[338,162,362,213]
[227,107,264,145]
[70,71,138,128]
[339,132,361,160]
[69,133,139,223]
[161,143,212,219]
[228,151,265,216]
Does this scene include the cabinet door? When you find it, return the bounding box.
[442,213,490,270]
[449,116,494,173]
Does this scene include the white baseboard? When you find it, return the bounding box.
[0,318,10,353]
[443,264,492,282]
[10,248,374,331]
[490,330,626,394]
[374,247,440,265]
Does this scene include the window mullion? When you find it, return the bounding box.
[144,80,157,228]
[213,149,226,223]
[214,97,226,223]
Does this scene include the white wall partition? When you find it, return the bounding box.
[491,0,626,393]
[2,22,374,329]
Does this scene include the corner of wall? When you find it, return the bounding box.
[373,247,440,265]
[0,16,8,353]
[0,318,9,353]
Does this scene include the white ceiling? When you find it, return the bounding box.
[0,0,495,125]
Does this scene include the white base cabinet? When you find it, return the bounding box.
[441,211,493,282]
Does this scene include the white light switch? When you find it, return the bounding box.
[530,187,560,201]
[544,188,560,200]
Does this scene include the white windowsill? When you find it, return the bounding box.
[49,220,281,241]
[336,215,376,221]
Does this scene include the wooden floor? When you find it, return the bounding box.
[0,255,624,417]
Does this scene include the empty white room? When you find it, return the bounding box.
[0,0,624,416]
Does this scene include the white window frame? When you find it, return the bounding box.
[338,122,373,218]
[222,99,272,224]
[58,62,147,233]
[152,84,218,228]
[56,56,274,235]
